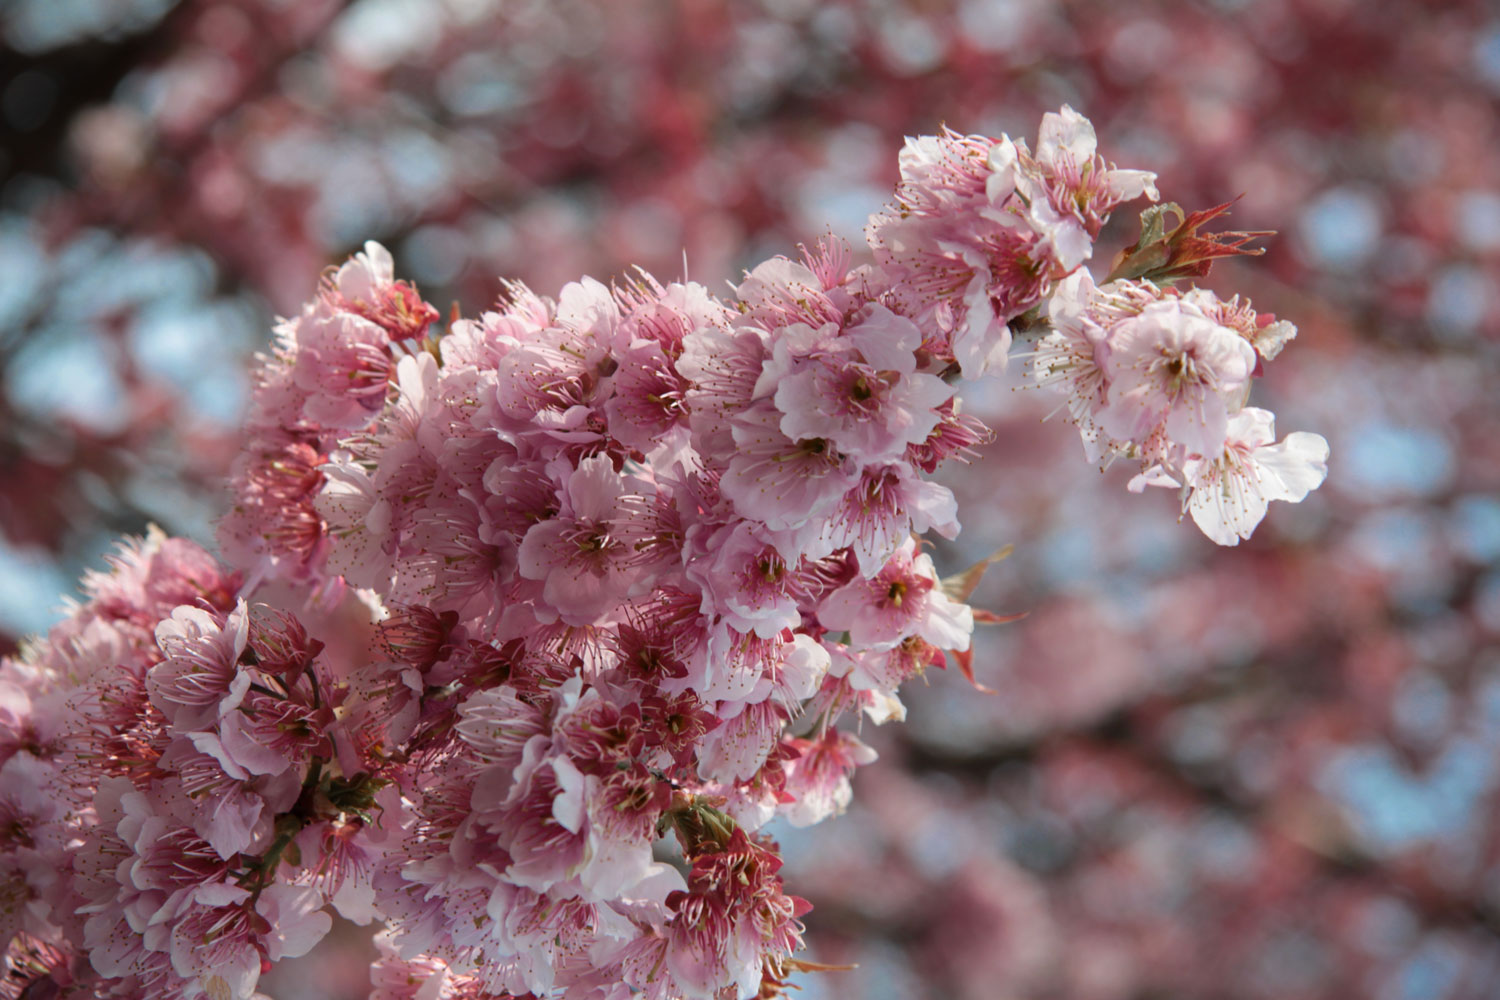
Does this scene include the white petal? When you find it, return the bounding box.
[1250,319,1298,361]
[1038,105,1097,164]
[1257,431,1330,502]
[986,137,1020,202]
[1108,168,1160,203]
[1188,468,1270,546]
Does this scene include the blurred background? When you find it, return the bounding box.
[3,0,1499,997]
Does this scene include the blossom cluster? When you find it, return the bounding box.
[1033,270,1328,545]
[0,108,1326,1000]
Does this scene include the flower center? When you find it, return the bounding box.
[758,557,784,583]
[798,438,828,456]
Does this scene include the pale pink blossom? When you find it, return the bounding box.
[256,884,334,963]
[721,401,860,538]
[572,764,673,901]
[147,602,251,732]
[485,741,587,893]
[690,624,786,703]
[1032,271,1157,460]
[734,257,843,332]
[677,324,769,457]
[779,729,878,827]
[313,456,394,589]
[0,756,66,949]
[1019,105,1159,269]
[819,538,973,651]
[327,241,440,343]
[331,240,396,305]
[806,462,960,574]
[287,301,395,430]
[1099,296,1257,455]
[166,884,264,1000]
[773,305,954,465]
[684,522,808,639]
[517,455,654,625]
[158,738,274,857]
[605,337,693,456]
[697,700,786,785]
[1179,285,1299,362]
[867,128,1040,379]
[663,893,747,1000]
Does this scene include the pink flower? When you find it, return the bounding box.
[147,602,251,733]
[369,936,451,1000]
[484,883,614,995]
[773,305,954,465]
[0,673,53,769]
[399,487,519,625]
[904,398,995,473]
[663,892,741,1000]
[697,700,786,785]
[255,884,333,963]
[1099,296,1257,455]
[220,437,329,576]
[573,763,674,901]
[1018,105,1159,269]
[326,241,440,343]
[867,128,1036,379]
[734,257,843,332]
[487,278,617,445]
[949,230,1045,379]
[1033,271,1155,461]
[689,624,784,703]
[488,746,587,894]
[779,729,878,827]
[720,400,860,538]
[605,337,693,456]
[287,301,395,430]
[313,457,394,589]
[158,738,274,857]
[331,241,396,304]
[678,324,769,458]
[217,687,327,778]
[517,455,654,625]
[819,538,973,652]
[166,884,263,999]
[0,756,67,949]
[614,276,733,355]
[665,830,809,1000]
[683,522,807,639]
[805,462,960,575]
[453,686,547,773]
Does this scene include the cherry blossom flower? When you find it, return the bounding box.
[779,729,878,827]
[1172,407,1331,546]
[773,305,955,467]
[819,538,974,651]
[1099,296,1257,456]
[1018,105,1160,269]
[517,455,656,625]
[147,601,252,733]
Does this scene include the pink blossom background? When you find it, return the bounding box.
[2,1,1499,997]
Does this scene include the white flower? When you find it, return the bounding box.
[1181,407,1330,545]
